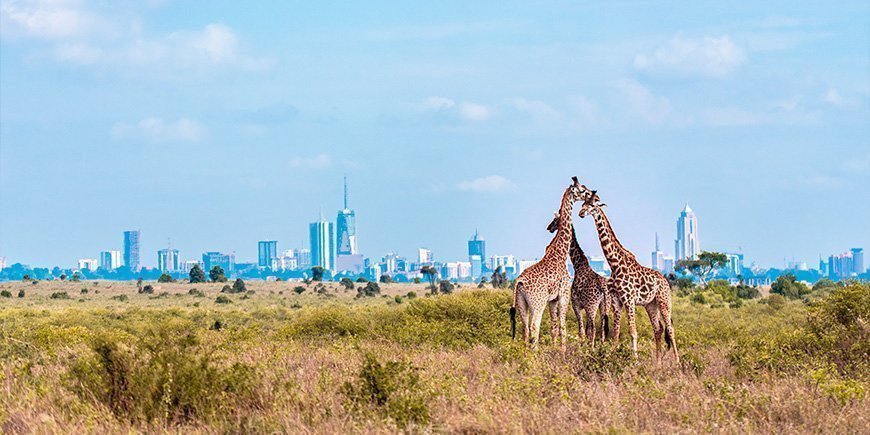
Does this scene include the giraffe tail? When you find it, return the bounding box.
[510,282,522,339]
[661,320,673,350]
[602,313,610,339]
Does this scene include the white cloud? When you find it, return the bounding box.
[0,0,101,39]
[823,89,843,106]
[506,98,561,123]
[614,79,673,124]
[289,153,333,169]
[458,102,490,121]
[421,96,455,111]
[456,175,514,192]
[112,117,205,142]
[634,35,746,77]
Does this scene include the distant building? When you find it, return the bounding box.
[157,248,180,272]
[662,256,675,275]
[310,218,336,271]
[336,176,359,256]
[123,230,141,271]
[651,232,665,271]
[383,252,398,275]
[297,248,312,270]
[852,248,864,274]
[725,253,744,276]
[99,250,122,270]
[0,256,6,271]
[468,230,486,264]
[787,261,808,271]
[675,204,699,262]
[258,241,278,268]
[180,260,203,273]
[490,255,517,278]
[78,258,98,271]
[457,261,472,280]
[517,259,537,275]
[336,255,365,274]
[278,249,299,271]
[202,251,235,274]
[418,248,433,264]
[470,255,483,280]
[442,262,459,280]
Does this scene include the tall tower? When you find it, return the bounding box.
[310,214,336,271]
[468,230,486,261]
[123,230,141,271]
[651,232,664,271]
[336,176,358,255]
[675,203,700,261]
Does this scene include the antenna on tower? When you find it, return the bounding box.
[343,174,348,210]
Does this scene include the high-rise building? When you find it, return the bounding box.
[470,255,483,280]
[310,218,336,270]
[490,255,517,277]
[418,248,433,264]
[297,248,312,270]
[180,260,203,273]
[651,232,664,271]
[99,250,122,270]
[0,256,6,272]
[336,176,358,256]
[258,241,278,268]
[675,204,700,262]
[123,230,141,271]
[78,258,98,271]
[851,248,864,274]
[725,253,744,276]
[202,251,235,274]
[157,248,180,272]
[468,230,486,264]
[662,256,675,274]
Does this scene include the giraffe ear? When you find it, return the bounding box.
[571,176,579,184]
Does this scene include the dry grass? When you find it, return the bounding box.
[0,280,867,434]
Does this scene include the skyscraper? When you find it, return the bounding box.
[157,248,180,272]
[123,230,141,271]
[336,176,358,256]
[310,217,336,270]
[468,230,486,261]
[202,251,235,274]
[418,248,433,264]
[675,204,700,262]
[651,232,664,271]
[851,248,864,274]
[100,250,122,270]
[258,240,278,268]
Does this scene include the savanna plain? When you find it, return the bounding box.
[1,278,867,434]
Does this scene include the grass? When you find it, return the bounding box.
[0,279,867,433]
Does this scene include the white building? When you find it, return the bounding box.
[99,250,122,270]
[490,255,516,276]
[157,248,180,272]
[78,258,98,271]
[675,203,700,261]
[418,248,432,264]
[180,260,204,273]
[457,261,472,280]
[651,233,665,271]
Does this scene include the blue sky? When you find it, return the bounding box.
[1,1,868,269]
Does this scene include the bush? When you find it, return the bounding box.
[406,291,417,300]
[0,289,11,298]
[50,291,71,300]
[17,289,25,298]
[189,265,206,284]
[356,277,368,283]
[340,277,354,290]
[357,282,381,298]
[771,274,811,299]
[379,274,392,284]
[342,353,429,427]
[735,284,761,299]
[394,295,403,304]
[812,278,841,293]
[221,285,232,293]
[311,266,324,282]
[232,278,247,293]
[215,295,232,304]
[188,288,204,297]
[806,283,870,374]
[158,273,175,283]
[111,295,129,302]
[140,285,154,294]
[766,294,786,310]
[209,266,227,283]
[69,324,258,424]
[293,286,305,295]
[81,288,89,294]
[438,280,455,294]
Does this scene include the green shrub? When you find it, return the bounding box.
[111,295,129,302]
[438,280,454,294]
[806,283,870,375]
[231,278,247,293]
[342,353,429,427]
[293,286,305,295]
[0,290,11,298]
[340,277,354,290]
[575,344,635,379]
[394,295,403,304]
[81,288,89,294]
[158,273,175,283]
[140,285,154,294]
[771,274,811,299]
[406,291,417,300]
[50,291,71,300]
[766,294,786,310]
[17,289,25,298]
[357,282,381,298]
[188,288,204,297]
[215,295,232,304]
[68,324,259,424]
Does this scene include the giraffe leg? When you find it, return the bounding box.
[558,294,569,353]
[518,292,531,343]
[660,300,679,363]
[548,299,560,344]
[611,298,622,346]
[645,304,663,364]
[626,306,638,357]
[585,305,596,347]
[529,303,546,349]
[599,298,609,342]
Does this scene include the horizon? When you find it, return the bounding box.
[1,1,868,269]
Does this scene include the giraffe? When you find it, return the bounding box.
[545,212,612,347]
[510,177,594,350]
[577,197,679,363]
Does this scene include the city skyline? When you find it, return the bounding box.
[1,2,868,268]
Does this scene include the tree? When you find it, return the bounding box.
[71,273,81,282]
[438,280,455,294]
[158,273,175,283]
[60,273,67,281]
[676,251,728,285]
[209,266,227,283]
[771,273,811,299]
[420,266,437,291]
[136,277,143,292]
[340,277,354,290]
[232,278,247,293]
[189,264,206,283]
[379,274,392,284]
[490,266,508,289]
[311,266,324,282]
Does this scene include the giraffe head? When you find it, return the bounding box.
[546,211,560,233]
[577,194,606,219]
[568,176,596,203]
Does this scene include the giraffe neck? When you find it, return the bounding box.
[591,207,635,273]
[568,223,590,270]
[543,189,575,266]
